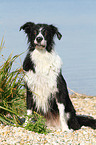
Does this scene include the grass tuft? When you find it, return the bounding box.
[25,112,50,134]
[0,37,49,134]
[0,36,5,53]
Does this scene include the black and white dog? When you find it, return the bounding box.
[20,22,96,131]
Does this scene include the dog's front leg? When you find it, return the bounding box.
[26,86,33,115]
[24,85,33,126]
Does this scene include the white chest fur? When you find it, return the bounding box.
[24,49,62,113]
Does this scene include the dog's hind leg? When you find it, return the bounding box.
[56,101,81,131]
[56,73,81,131]
[57,102,70,131]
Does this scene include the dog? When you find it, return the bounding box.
[20,22,96,131]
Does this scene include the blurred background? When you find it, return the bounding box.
[0,0,96,96]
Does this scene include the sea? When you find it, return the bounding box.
[0,0,96,96]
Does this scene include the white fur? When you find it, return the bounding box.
[34,28,47,47]
[24,49,62,113]
[23,109,32,127]
[27,109,32,115]
[57,103,69,131]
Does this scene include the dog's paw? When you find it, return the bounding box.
[23,117,31,127]
[23,119,28,127]
[61,127,73,132]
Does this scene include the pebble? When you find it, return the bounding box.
[0,96,96,144]
[0,124,96,145]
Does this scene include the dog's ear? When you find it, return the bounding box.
[19,22,35,33]
[49,25,62,40]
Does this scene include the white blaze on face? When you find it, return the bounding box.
[34,28,47,49]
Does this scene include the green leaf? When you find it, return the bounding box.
[0,106,21,117]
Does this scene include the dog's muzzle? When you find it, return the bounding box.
[34,36,47,49]
[36,37,43,43]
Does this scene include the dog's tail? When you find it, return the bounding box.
[76,115,96,129]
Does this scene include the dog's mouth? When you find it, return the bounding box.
[34,38,47,49]
[35,44,45,48]
[34,43,46,50]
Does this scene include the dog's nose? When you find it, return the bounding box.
[36,37,43,43]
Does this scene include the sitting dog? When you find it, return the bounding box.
[20,22,96,131]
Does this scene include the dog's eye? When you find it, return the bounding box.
[43,30,47,36]
[34,30,37,35]
[45,30,47,36]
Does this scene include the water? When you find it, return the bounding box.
[0,0,96,96]
[59,46,96,96]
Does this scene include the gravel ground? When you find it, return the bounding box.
[0,95,96,145]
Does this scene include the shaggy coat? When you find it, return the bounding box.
[20,22,96,131]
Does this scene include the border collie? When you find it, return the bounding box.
[20,22,96,131]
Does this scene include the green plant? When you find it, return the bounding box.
[25,112,50,134]
[0,53,25,114]
[0,36,5,53]
[0,37,26,124]
[0,38,49,134]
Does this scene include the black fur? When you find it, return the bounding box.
[20,22,96,130]
[20,22,62,52]
[23,53,35,72]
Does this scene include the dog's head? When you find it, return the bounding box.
[20,22,62,52]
